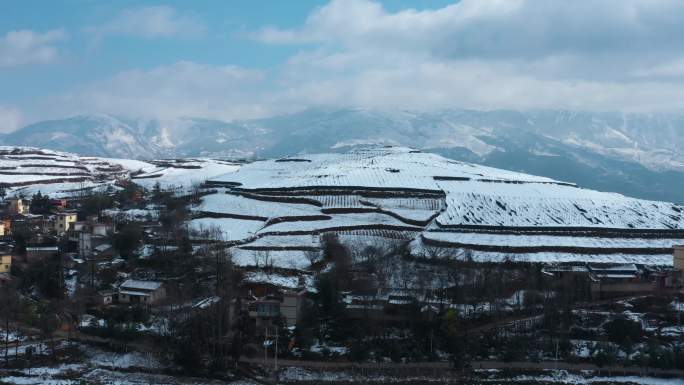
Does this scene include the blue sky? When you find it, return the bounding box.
[2,0,684,132]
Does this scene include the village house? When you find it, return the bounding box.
[91,223,114,236]
[673,245,684,292]
[50,199,68,210]
[237,289,307,330]
[0,253,11,274]
[118,279,166,305]
[69,221,114,259]
[543,261,681,300]
[54,212,78,233]
[0,218,10,236]
[7,198,28,215]
[675,245,684,267]
[77,232,111,259]
[588,264,654,299]
[96,289,118,306]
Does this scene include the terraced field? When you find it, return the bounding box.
[0,146,241,198]
[5,146,682,267]
[196,147,684,267]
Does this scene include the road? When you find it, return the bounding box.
[240,356,684,377]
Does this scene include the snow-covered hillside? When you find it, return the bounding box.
[5,109,684,202]
[198,147,684,266]
[0,146,239,198]
[3,145,681,265]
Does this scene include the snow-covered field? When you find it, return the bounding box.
[198,147,684,266]
[211,147,558,190]
[131,158,240,192]
[193,193,323,220]
[188,217,264,242]
[436,180,683,229]
[422,231,683,249]
[5,145,684,266]
[259,212,421,234]
[0,147,130,197]
[0,146,241,198]
[232,248,314,270]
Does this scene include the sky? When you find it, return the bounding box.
[2,0,684,132]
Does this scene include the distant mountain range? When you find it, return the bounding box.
[2,108,684,203]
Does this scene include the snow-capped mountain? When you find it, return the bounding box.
[4,108,684,202]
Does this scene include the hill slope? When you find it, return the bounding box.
[195,147,684,266]
[4,109,684,202]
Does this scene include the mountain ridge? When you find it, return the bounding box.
[3,108,684,203]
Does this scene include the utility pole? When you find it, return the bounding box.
[555,339,559,372]
[264,326,268,365]
[274,327,278,372]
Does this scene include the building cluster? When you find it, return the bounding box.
[543,247,684,299]
[3,191,684,339]
[0,197,125,289]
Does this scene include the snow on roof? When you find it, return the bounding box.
[26,246,58,251]
[589,263,639,272]
[193,296,221,309]
[119,289,151,297]
[120,279,162,291]
[94,244,112,252]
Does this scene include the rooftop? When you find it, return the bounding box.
[120,279,162,291]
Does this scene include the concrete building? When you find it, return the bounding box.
[91,223,114,236]
[0,219,10,235]
[55,212,77,233]
[280,290,306,326]
[97,290,117,306]
[674,245,684,271]
[7,198,28,215]
[78,232,93,259]
[0,254,11,273]
[243,290,306,329]
[588,264,653,299]
[118,280,166,305]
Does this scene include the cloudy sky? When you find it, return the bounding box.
[2,0,684,132]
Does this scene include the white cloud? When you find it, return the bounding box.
[0,29,67,67]
[632,57,684,78]
[87,6,205,39]
[246,0,684,113]
[0,105,23,133]
[28,0,684,121]
[53,61,270,121]
[254,0,684,60]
